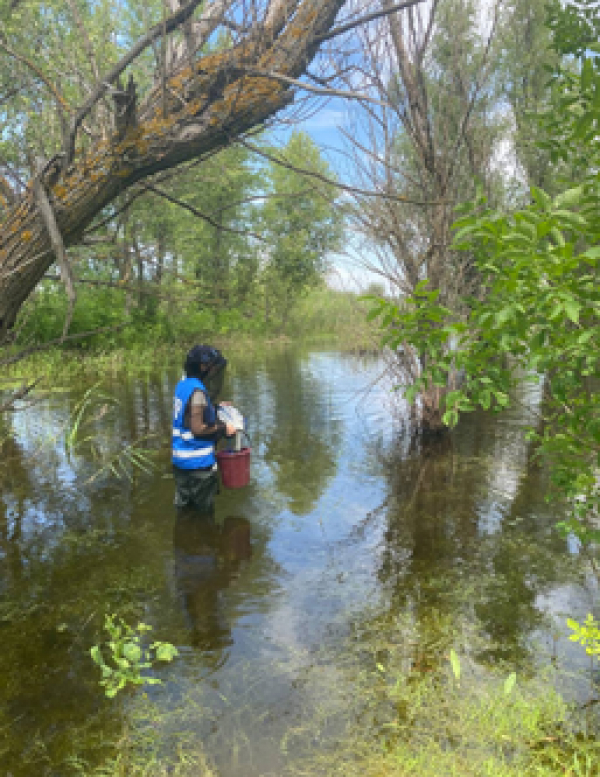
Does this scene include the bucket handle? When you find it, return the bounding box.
[226,429,252,450]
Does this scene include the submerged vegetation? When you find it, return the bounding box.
[67,610,600,776]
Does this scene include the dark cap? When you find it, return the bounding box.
[184,345,227,377]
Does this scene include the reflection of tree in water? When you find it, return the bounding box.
[372,411,572,673]
[0,369,276,774]
[374,434,479,670]
[173,510,252,655]
[0,376,183,775]
[237,349,342,515]
[472,443,569,668]
[0,433,28,591]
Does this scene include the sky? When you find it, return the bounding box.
[296,103,372,292]
[272,88,390,293]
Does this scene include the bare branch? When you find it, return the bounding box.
[0,34,70,144]
[64,0,205,164]
[141,181,269,242]
[0,324,129,368]
[444,1,500,187]
[239,137,446,205]
[64,0,101,83]
[313,0,426,44]
[32,166,77,339]
[242,67,393,108]
[0,379,41,413]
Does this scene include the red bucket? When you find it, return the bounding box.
[216,447,251,489]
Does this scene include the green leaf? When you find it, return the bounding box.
[531,186,552,210]
[495,392,509,408]
[155,643,179,662]
[453,224,480,243]
[90,645,105,666]
[495,307,514,327]
[366,306,384,323]
[582,246,600,262]
[442,409,459,427]
[581,57,594,91]
[553,185,585,210]
[504,672,517,696]
[449,649,461,681]
[479,389,491,410]
[564,299,581,324]
[552,210,587,229]
[123,642,142,664]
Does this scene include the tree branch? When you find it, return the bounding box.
[239,137,446,205]
[0,35,70,145]
[63,0,205,165]
[241,67,393,108]
[0,379,41,413]
[32,166,77,339]
[0,324,130,368]
[0,0,349,332]
[313,0,426,44]
[141,181,269,242]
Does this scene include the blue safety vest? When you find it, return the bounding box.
[172,377,217,470]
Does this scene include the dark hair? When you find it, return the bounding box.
[184,345,226,378]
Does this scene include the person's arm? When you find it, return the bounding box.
[188,391,235,440]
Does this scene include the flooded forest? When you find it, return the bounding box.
[1,0,600,774]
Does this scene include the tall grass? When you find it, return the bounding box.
[4,286,380,384]
[285,287,379,351]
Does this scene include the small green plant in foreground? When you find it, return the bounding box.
[449,648,517,695]
[91,614,178,698]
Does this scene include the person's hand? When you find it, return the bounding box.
[225,422,236,437]
[219,400,232,406]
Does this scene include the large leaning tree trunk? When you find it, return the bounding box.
[0,0,348,340]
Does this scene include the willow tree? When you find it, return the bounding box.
[0,0,377,344]
[348,0,504,433]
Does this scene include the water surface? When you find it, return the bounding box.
[0,347,595,774]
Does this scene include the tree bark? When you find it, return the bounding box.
[0,0,346,339]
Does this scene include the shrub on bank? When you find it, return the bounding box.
[6,285,379,382]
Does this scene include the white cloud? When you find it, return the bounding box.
[301,107,347,131]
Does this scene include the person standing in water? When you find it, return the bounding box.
[172,345,236,510]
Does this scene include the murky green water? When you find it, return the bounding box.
[0,348,596,775]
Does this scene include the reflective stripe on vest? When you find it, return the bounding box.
[172,377,216,470]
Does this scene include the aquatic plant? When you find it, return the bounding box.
[281,648,597,777]
[90,614,178,698]
[64,382,157,484]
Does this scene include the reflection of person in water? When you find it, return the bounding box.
[173,505,251,652]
